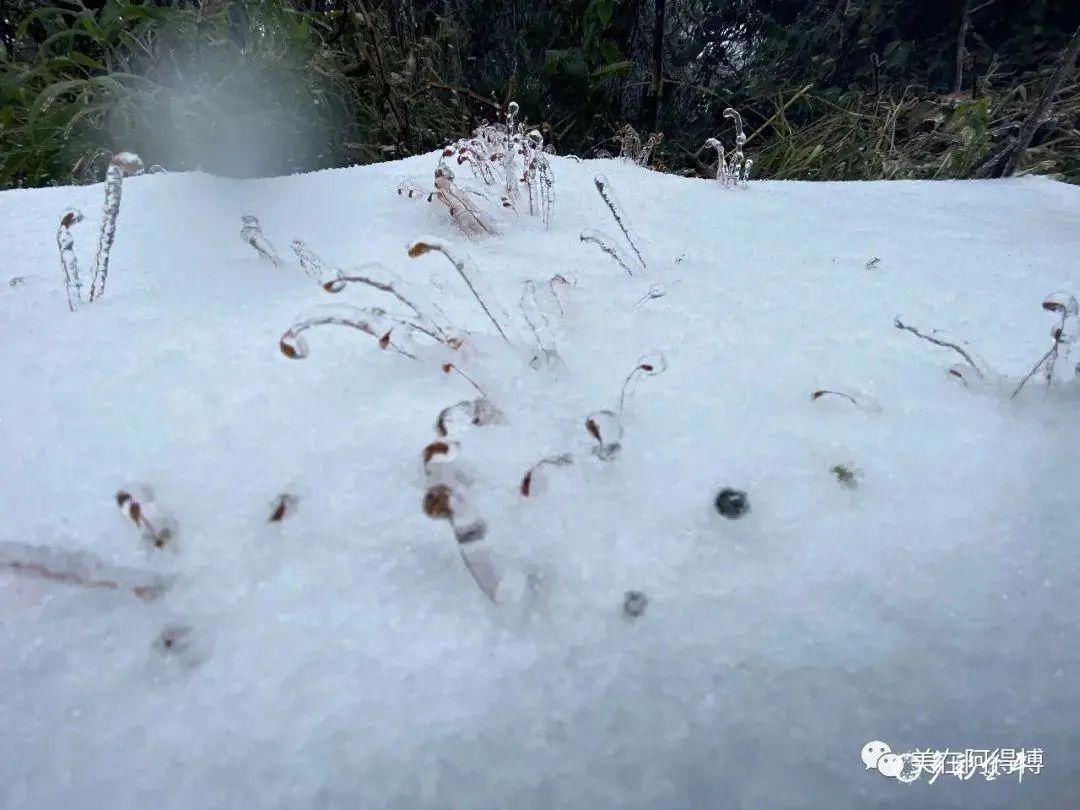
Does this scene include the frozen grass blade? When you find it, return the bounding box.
[580,229,636,276]
[57,208,84,312]
[241,215,283,267]
[408,239,515,344]
[89,152,143,302]
[593,175,647,271]
[0,541,171,601]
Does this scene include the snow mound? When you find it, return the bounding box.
[1,156,1079,809]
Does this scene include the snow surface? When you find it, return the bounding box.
[1,155,1079,810]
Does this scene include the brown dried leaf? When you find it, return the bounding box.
[408,241,433,258]
[520,471,534,497]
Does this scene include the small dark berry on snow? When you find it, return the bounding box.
[623,590,648,618]
[714,488,749,519]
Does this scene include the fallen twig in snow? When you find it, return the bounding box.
[57,208,84,311]
[593,175,647,271]
[894,317,985,378]
[241,215,283,266]
[89,152,144,302]
[408,239,515,343]
[116,487,176,549]
[0,541,170,601]
[580,228,637,276]
[268,493,299,523]
[1012,292,1078,399]
[520,453,573,497]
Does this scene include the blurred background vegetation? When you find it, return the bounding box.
[1,0,1078,188]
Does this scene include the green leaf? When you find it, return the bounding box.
[594,0,615,27]
[592,60,634,80]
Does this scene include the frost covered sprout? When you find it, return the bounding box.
[55,151,144,310]
[705,108,753,188]
[397,100,555,235]
[616,124,663,168]
[57,208,84,312]
[1012,291,1079,398]
[581,174,648,274]
[89,152,145,301]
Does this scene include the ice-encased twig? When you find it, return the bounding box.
[1011,292,1078,398]
[407,239,517,344]
[57,208,84,311]
[324,264,453,343]
[290,239,332,281]
[593,175,647,271]
[520,280,560,364]
[580,228,637,276]
[894,317,985,378]
[435,397,504,437]
[585,410,623,461]
[279,305,421,360]
[617,351,668,418]
[421,483,498,601]
[88,152,143,302]
[241,215,283,266]
[520,453,574,497]
[0,540,171,601]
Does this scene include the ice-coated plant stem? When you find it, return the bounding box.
[89,152,144,302]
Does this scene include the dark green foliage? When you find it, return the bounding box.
[1,0,1078,188]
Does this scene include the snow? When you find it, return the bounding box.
[1,155,1079,809]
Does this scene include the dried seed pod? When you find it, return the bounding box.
[623,590,648,618]
[268,493,298,523]
[585,410,623,461]
[116,487,175,548]
[423,484,454,520]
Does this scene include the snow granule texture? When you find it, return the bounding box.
[1,156,1078,809]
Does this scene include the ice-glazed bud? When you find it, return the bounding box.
[279,330,310,359]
